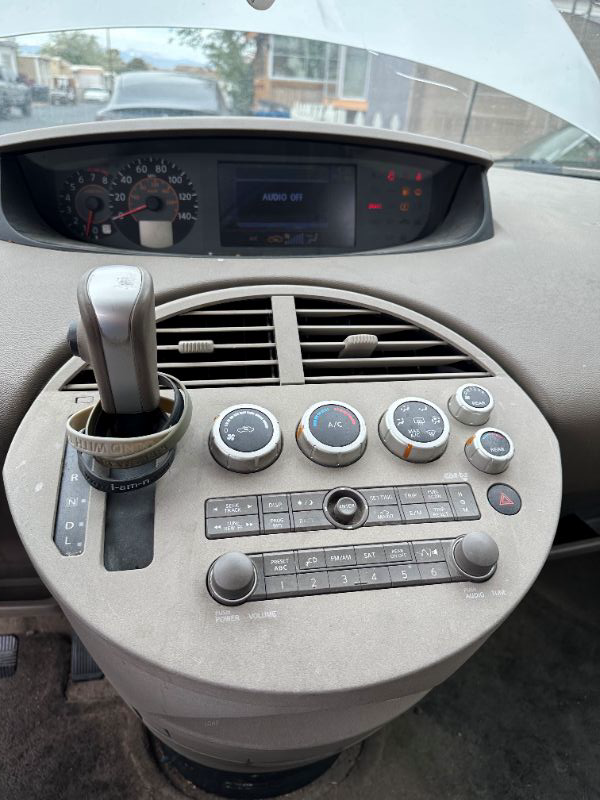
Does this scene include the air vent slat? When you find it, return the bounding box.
[63,297,279,391]
[298,324,417,335]
[62,292,489,392]
[296,298,488,383]
[306,372,489,383]
[157,326,274,334]
[302,340,444,352]
[157,342,275,351]
[157,360,278,369]
[303,355,469,369]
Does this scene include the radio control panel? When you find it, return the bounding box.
[205,482,481,539]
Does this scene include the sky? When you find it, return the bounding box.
[14,28,208,67]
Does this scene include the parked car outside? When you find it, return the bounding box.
[82,87,110,103]
[0,68,31,117]
[96,71,226,120]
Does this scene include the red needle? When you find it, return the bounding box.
[85,210,94,238]
[112,203,147,221]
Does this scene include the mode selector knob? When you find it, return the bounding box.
[208,552,257,605]
[297,401,367,467]
[465,428,514,474]
[379,397,450,463]
[452,532,499,582]
[448,383,494,426]
[209,404,282,473]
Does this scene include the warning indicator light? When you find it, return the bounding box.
[499,493,515,506]
[368,202,383,210]
[415,172,423,182]
[387,169,396,182]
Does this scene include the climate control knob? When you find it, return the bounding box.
[452,532,499,581]
[379,397,449,463]
[209,404,282,473]
[296,401,367,467]
[207,552,257,605]
[465,427,514,474]
[448,383,494,426]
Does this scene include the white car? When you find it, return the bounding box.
[82,87,110,103]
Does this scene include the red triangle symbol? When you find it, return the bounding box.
[499,493,515,506]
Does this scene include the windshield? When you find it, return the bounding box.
[2,7,599,176]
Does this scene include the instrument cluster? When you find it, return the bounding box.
[10,135,488,256]
[57,157,197,249]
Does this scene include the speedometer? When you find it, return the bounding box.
[110,157,197,249]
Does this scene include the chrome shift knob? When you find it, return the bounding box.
[73,265,160,415]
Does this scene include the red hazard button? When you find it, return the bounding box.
[487,484,521,515]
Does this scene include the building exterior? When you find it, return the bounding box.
[0,39,19,82]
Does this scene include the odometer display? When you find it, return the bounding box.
[110,157,197,248]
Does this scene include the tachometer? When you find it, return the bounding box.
[110,157,197,249]
[58,168,113,242]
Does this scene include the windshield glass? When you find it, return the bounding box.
[2,7,599,175]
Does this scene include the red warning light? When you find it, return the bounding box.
[414,187,423,197]
[368,202,383,210]
[415,172,423,182]
[386,169,396,182]
[499,493,515,506]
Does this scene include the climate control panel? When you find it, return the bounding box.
[206,386,509,476]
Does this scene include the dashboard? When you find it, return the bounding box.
[3,133,490,256]
[0,117,599,775]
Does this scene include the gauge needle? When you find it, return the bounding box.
[112,204,148,221]
[85,210,94,238]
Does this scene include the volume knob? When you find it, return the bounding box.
[208,552,257,605]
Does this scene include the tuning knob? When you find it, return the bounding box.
[465,428,514,474]
[452,532,499,581]
[209,404,282,473]
[296,401,367,467]
[379,397,449,463]
[207,552,257,605]
[448,383,494,426]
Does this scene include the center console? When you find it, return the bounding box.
[3,280,562,774]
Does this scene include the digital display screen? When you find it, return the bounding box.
[218,162,356,248]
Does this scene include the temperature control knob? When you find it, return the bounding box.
[465,428,514,474]
[209,404,282,473]
[448,383,494,426]
[208,552,257,605]
[379,397,449,463]
[296,401,367,467]
[452,532,499,582]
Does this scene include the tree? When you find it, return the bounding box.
[124,57,150,72]
[40,31,126,72]
[41,32,107,67]
[175,29,256,115]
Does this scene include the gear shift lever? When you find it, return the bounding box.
[70,265,160,416]
[66,265,192,493]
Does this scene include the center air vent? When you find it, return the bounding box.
[64,298,279,390]
[62,289,490,392]
[295,298,488,383]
